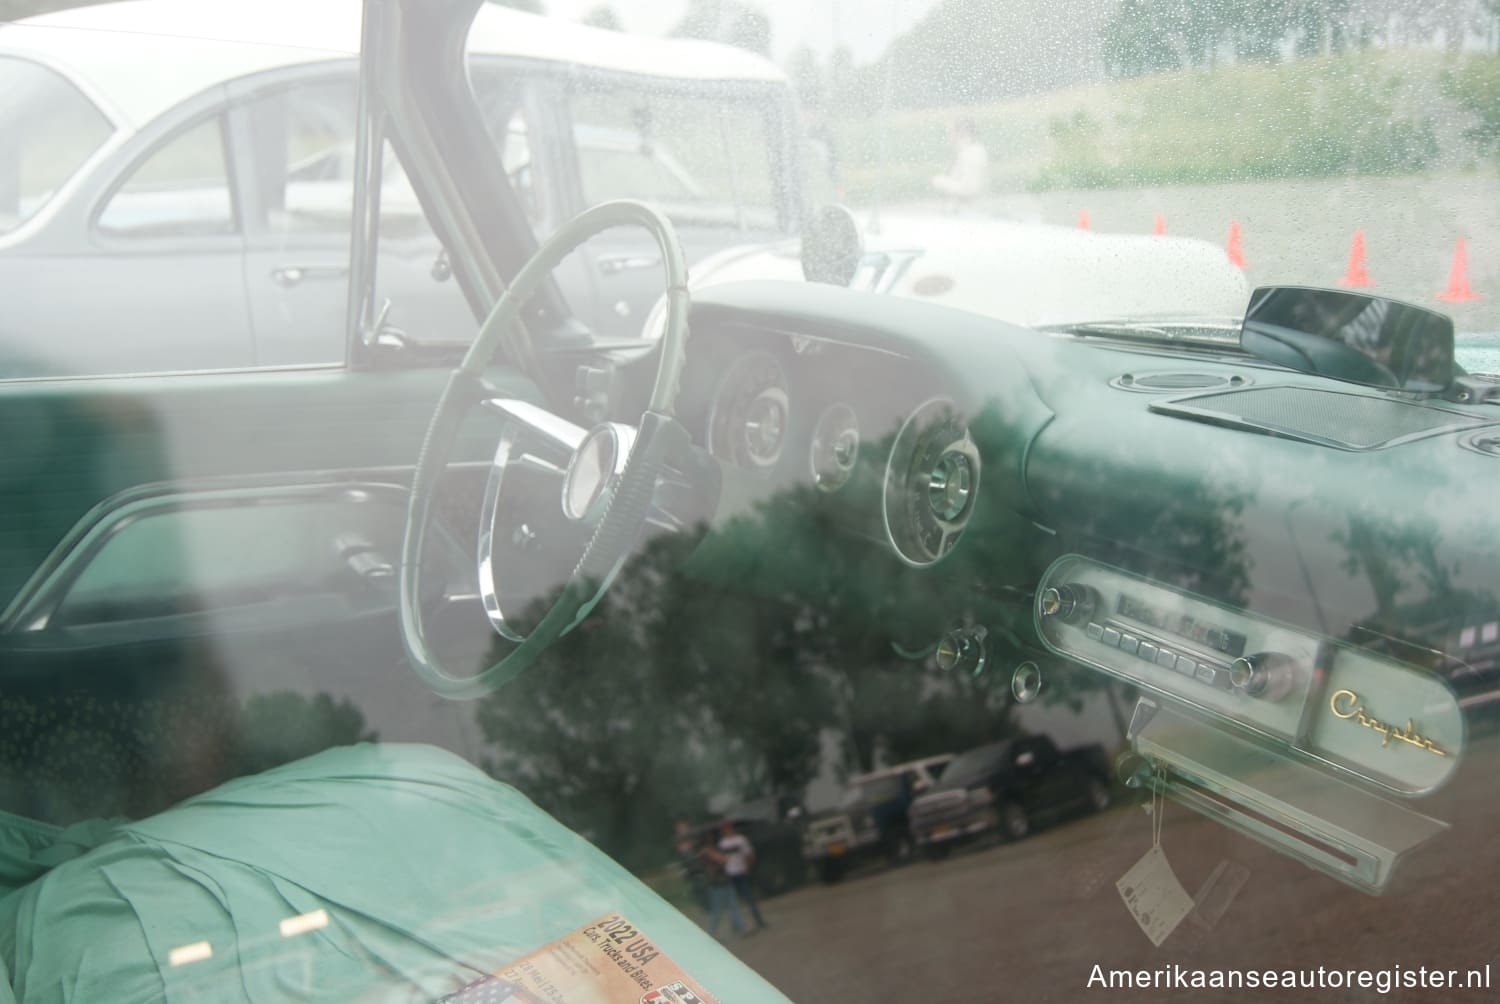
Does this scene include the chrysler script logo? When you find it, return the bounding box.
[1328,689,1449,757]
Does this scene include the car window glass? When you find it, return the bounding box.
[939,746,999,787]
[246,80,428,241]
[570,85,777,231]
[0,56,113,237]
[470,67,543,229]
[239,80,476,356]
[96,117,233,238]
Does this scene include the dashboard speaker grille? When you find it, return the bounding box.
[1112,372,1240,393]
[1151,386,1488,450]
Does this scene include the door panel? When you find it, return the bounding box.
[0,364,540,823]
[0,367,540,612]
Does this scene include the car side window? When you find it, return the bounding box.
[569,84,778,232]
[469,67,546,231]
[0,56,114,237]
[236,78,478,356]
[245,80,430,241]
[96,117,235,238]
[247,79,357,237]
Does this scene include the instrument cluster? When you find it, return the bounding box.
[698,339,981,569]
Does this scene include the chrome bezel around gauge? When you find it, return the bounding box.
[705,350,791,473]
[881,398,981,567]
[809,402,860,493]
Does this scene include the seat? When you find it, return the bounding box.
[0,743,783,1003]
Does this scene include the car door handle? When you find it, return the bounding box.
[596,254,661,275]
[270,264,349,287]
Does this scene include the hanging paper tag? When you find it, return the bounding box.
[1117,845,1194,947]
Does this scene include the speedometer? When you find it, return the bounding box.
[706,351,790,472]
[882,399,981,566]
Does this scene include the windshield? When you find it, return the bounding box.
[571,89,781,231]
[2,3,1499,1003]
[842,774,904,806]
[936,744,1006,788]
[0,56,113,236]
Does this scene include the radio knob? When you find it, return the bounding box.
[1039,584,1095,623]
[1228,652,1297,701]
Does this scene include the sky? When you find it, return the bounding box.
[539,0,943,64]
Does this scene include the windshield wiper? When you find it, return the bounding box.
[1044,318,1245,350]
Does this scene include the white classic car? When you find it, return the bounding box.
[0,0,1244,379]
[680,208,1249,331]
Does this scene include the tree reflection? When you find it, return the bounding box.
[232,691,379,777]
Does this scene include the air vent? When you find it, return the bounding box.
[1462,429,1500,458]
[1151,385,1489,450]
[1111,372,1246,393]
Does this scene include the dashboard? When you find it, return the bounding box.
[669,315,986,571]
[662,279,1500,894]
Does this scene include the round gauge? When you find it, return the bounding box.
[810,403,860,492]
[707,352,791,471]
[882,399,981,567]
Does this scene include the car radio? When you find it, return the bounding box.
[1034,554,1464,797]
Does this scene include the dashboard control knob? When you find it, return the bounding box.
[927,450,974,521]
[935,626,988,676]
[1039,584,1095,622]
[1228,652,1297,701]
[1011,661,1043,703]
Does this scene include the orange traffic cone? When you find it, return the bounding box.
[1077,208,1090,230]
[1337,230,1373,288]
[1152,213,1166,236]
[1437,238,1480,302]
[1225,220,1246,267]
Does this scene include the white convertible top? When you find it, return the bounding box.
[0,0,786,129]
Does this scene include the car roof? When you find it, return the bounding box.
[850,754,955,784]
[0,0,786,130]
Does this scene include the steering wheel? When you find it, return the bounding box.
[400,200,694,699]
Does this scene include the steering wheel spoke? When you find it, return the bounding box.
[401,200,697,699]
[481,397,587,457]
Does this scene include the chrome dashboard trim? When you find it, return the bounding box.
[1036,554,1466,797]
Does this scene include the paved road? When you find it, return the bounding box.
[895,171,1500,335]
[724,735,1500,1002]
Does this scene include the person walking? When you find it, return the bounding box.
[699,829,745,939]
[930,117,990,210]
[674,818,709,913]
[718,820,767,932]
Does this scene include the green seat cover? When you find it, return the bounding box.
[0,743,784,1003]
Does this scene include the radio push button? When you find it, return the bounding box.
[1196,664,1230,689]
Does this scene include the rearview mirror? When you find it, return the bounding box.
[801,204,863,287]
[1240,286,1455,392]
